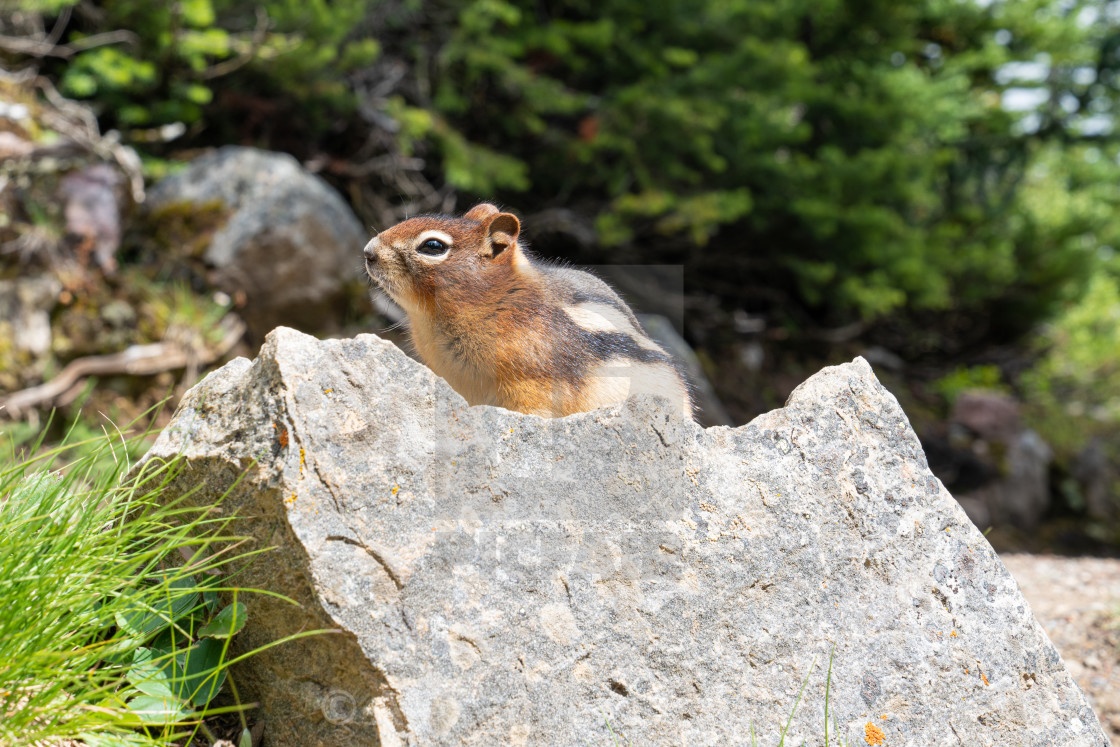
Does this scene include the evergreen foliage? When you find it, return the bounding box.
[9,0,1120,340]
[424,0,1120,334]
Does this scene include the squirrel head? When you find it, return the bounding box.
[364,204,524,316]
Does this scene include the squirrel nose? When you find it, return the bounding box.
[363,238,379,263]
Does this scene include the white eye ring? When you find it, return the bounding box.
[414,231,453,261]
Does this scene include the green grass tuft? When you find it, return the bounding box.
[0,416,303,745]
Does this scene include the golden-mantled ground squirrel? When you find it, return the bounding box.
[363,203,692,418]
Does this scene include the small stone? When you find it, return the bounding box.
[0,276,61,356]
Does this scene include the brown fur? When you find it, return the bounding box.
[364,204,692,418]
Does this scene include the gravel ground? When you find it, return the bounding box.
[1001,553,1120,745]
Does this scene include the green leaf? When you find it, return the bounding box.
[339,39,380,70]
[127,694,194,726]
[663,47,699,68]
[180,0,215,27]
[176,638,227,706]
[118,105,151,126]
[179,28,231,59]
[60,71,97,98]
[97,636,139,667]
[184,83,214,105]
[126,647,176,698]
[199,602,247,639]
[115,575,199,639]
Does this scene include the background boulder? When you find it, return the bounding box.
[925,391,1054,531]
[146,146,367,339]
[142,329,1106,746]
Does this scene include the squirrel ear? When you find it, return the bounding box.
[482,212,520,258]
[464,203,500,222]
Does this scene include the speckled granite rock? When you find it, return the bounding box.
[142,327,1106,746]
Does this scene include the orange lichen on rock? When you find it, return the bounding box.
[865,721,885,745]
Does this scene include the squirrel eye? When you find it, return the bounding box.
[417,238,448,256]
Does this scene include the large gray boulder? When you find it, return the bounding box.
[143,328,1106,746]
[146,147,366,337]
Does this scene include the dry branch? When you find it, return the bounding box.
[0,30,138,59]
[0,317,245,420]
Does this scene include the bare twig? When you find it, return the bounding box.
[201,6,269,80]
[322,154,425,178]
[44,6,72,48]
[68,30,140,54]
[0,317,246,420]
[33,75,146,203]
[0,29,138,59]
[525,208,597,248]
[808,321,867,344]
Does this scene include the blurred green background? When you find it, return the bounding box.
[2,0,1120,550]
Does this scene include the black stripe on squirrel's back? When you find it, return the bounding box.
[581,330,672,366]
[364,203,694,418]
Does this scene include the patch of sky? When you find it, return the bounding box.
[1076,115,1113,137]
[995,58,1050,86]
[1014,112,1042,135]
[1077,5,1100,26]
[1072,67,1097,87]
[1002,87,1050,112]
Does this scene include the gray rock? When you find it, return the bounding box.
[957,429,1053,530]
[0,275,60,356]
[925,391,1054,531]
[146,146,367,337]
[952,391,1022,441]
[1073,440,1116,522]
[142,328,1106,746]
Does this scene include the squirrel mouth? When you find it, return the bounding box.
[364,257,388,287]
[364,258,383,284]
[365,263,402,305]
